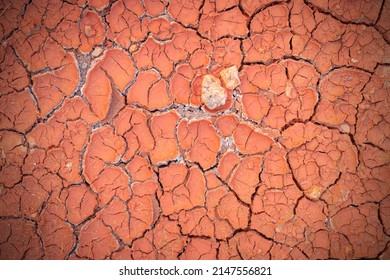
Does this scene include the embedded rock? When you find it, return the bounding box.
[220,65,241,90]
[201,74,227,109]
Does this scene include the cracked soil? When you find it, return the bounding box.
[0,0,389,260]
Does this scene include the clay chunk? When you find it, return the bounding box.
[202,74,227,110]
[220,65,241,90]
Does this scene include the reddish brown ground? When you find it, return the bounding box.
[0,0,389,260]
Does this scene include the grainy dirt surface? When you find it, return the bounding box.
[0,0,389,260]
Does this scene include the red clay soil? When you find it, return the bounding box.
[0,0,389,260]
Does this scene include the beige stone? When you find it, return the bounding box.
[91,47,103,57]
[202,74,227,110]
[220,65,240,90]
[129,44,138,53]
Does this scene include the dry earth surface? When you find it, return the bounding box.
[0,0,389,260]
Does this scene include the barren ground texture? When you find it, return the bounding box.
[0,0,389,260]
